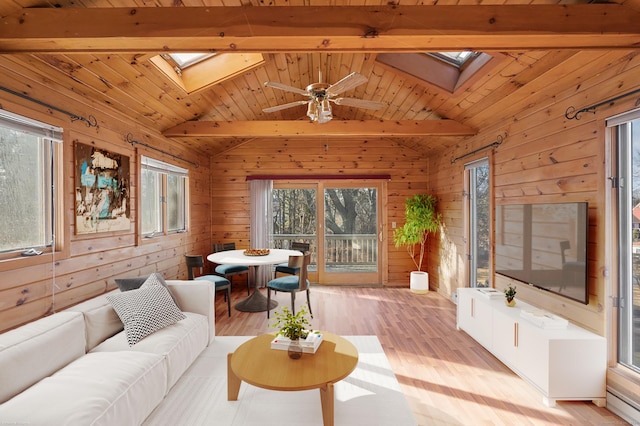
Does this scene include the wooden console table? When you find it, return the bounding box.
[457,288,606,407]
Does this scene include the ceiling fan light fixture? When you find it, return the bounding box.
[319,100,333,123]
[264,71,380,123]
[317,113,332,124]
[307,101,318,122]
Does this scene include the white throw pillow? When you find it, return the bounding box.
[107,274,186,346]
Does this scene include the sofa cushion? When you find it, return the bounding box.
[65,290,123,352]
[107,275,186,346]
[116,272,178,303]
[0,351,166,426]
[92,312,208,390]
[166,280,216,345]
[115,275,148,291]
[0,311,86,404]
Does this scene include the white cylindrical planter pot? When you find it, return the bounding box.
[410,271,429,294]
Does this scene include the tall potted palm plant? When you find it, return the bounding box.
[393,194,441,293]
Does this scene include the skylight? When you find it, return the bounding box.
[150,53,265,95]
[165,53,216,69]
[375,51,495,94]
[428,51,479,68]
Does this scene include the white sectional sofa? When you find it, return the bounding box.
[0,278,215,426]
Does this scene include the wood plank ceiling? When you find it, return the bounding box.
[0,1,639,157]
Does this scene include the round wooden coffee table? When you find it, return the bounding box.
[227,332,359,426]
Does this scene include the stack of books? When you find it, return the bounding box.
[271,331,323,354]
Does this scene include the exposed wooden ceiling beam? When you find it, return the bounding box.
[1,5,639,53]
[162,120,477,138]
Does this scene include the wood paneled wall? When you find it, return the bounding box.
[209,138,429,285]
[2,47,640,410]
[0,57,211,333]
[428,49,640,407]
[429,50,640,336]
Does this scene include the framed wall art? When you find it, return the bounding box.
[75,142,130,234]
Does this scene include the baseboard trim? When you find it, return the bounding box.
[607,390,640,424]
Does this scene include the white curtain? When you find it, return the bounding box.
[250,179,273,287]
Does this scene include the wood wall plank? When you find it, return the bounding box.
[210,137,428,286]
[429,50,640,338]
[0,57,211,333]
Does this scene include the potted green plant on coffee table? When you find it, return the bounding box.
[270,305,312,359]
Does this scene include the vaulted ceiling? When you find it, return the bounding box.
[1,0,639,156]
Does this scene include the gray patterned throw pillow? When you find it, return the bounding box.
[107,274,186,346]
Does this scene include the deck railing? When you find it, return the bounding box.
[272,234,377,267]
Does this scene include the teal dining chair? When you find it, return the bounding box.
[274,241,310,278]
[185,254,231,317]
[212,242,250,295]
[266,252,312,319]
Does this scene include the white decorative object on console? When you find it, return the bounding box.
[520,308,569,330]
[476,287,502,299]
[456,288,606,407]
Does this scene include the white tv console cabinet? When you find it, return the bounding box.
[456,288,606,407]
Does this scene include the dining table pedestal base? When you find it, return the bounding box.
[235,289,278,312]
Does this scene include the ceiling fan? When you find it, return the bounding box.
[262,71,384,123]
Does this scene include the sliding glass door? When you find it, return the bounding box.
[611,112,640,373]
[273,180,383,285]
[272,183,317,276]
[322,184,380,284]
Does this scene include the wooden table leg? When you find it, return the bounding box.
[319,383,334,426]
[227,353,241,401]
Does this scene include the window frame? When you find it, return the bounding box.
[465,157,491,289]
[162,53,217,73]
[427,51,480,70]
[607,107,640,377]
[0,109,63,260]
[139,155,189,239]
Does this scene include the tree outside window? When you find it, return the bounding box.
[140,156,188,237]
[0,112,61,254]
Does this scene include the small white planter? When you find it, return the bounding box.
[410,271,429,294]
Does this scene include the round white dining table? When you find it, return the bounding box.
[207,249,301,312]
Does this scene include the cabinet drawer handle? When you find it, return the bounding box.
[514,322,519,347]
[471,298,475,317]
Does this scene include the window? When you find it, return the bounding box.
[466,158,490,288]
[272,180,384,285]
[162,53,216,73]
[140,156,188,237]
[149,52,265,95]
[610,110,640,374]
[166,173,186,231]
[376,51,495,94]
[427,51,480,69]
[0,110,62,254]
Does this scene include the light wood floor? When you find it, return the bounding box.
[214,284,628,426]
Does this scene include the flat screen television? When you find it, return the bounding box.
[494,202,589,304]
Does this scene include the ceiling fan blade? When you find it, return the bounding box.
[331,97,385,110]
[263,81,309,97]
[262,100,310,113]
[326,72,369,96]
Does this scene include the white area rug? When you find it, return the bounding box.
[144,336,417,426]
